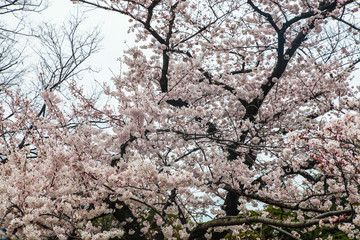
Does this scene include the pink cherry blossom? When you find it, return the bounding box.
[1,0,360,239]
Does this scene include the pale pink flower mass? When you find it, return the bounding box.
[1,0,360,239]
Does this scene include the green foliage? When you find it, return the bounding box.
[92,214,120,231]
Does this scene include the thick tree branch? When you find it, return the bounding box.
[189,210,352,240]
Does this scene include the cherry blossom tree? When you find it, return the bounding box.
[1,0,360,239]
[0,15,101,240]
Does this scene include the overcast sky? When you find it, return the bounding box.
[37,0,134,88]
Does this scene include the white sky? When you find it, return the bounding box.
[36,0,134,88]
